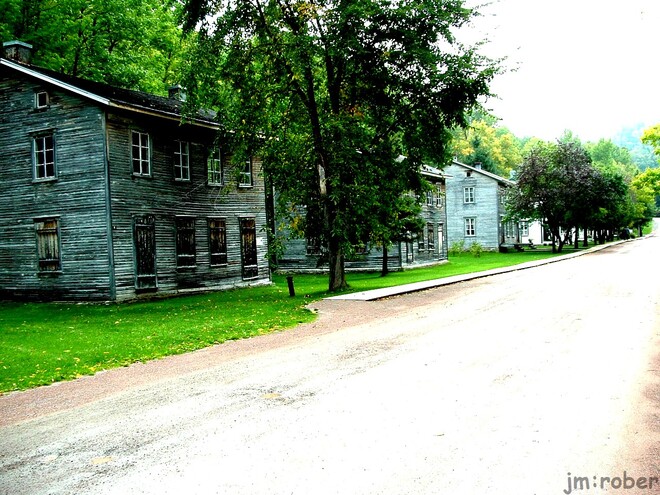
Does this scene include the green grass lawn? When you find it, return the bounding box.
[0,246,572,393]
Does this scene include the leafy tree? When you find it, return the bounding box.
[182,0,498,291]
[506,141,608,252]
[613,124,659,171]
[0,0,191,94]
[587,139,638,183]
[642,124,660,158]
[450,118,522,177]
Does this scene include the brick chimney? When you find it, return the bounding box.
[3,41,33,64]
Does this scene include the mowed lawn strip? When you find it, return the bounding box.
[0,248,566,393]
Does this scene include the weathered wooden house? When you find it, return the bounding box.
[275,164,448,272]
[0,41,270,302]
[444,160,519,251]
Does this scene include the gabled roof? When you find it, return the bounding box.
[450,160,515,186]
[0,57,218,129]
[421,163,451,180]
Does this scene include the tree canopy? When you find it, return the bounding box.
[0,0,191,94]
[182,0,499,290]
[506,141,632,252]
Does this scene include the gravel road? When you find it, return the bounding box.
[1,227,659,495]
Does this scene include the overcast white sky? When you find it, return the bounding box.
[464,0,660,142]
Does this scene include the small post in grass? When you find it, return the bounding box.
[286,275,295,297]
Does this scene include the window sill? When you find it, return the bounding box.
[176,266,197,271]
[37,270,62,276]
[32,177,58,184]
[238,184,254,189]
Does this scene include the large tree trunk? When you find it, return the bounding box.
[325,204,348,292]
[583,229,588,247]
[573,226,579,249]
[381,245,389,277]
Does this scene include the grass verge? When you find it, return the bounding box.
[0,247,572,393]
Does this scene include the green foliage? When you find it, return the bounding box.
[469,241,483,257]
[182,0,500,291]
[0,249,565,393]
[0,0,192,94]
[448,239,465,256]
[450,116,523,177]
[641,124,660,158]
[506,141,632,252]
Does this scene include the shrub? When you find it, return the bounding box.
[469,242,483,257]
[448,240,465,256]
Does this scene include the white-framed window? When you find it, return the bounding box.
[35,91,49,109]
[34,217,61,272]
[519,221,529,236]
[239,157,253,187]
[33,134,56,180]
[426,190,434,206]
[131,131,151,176]
[174,140,190,181]
[175,216,196,268]
[465,218,476,237]
[207,147,224,185]
[435,186,444,208]
[464,186,475,204]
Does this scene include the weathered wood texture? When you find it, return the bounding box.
[0,71,112,300]
[0,68,270,301]
[444,161,509,251]
[275,180,448,273]
[106,113,270,302]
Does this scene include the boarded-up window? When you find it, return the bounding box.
[207,148,224,185]
[418,228,425,250]
[174,140,190,181]
[131,131,150,176]
[33,135,55,180]
[427,223,435,250]
[34,218,61,272]
[240,218,258,279]
[208,218,227,266]
[134,215,157,289]
[176,217,196,268]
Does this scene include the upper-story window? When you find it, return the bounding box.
[426,190,434,206]
[464,186,475,204]
[207,147,224,186]
[131,131,151,176]
[35,91,49,109]
[239,157,253,187]
[174,140,190,181]
[33,134,56,180]
[435,186,444,208]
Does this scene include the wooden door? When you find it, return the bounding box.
[240,218,258,279]
[134,215,157,290]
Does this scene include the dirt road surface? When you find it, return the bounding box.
[1,228,659,495]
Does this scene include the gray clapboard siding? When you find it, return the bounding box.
[0,72,112,300]
[1,63,270,301]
